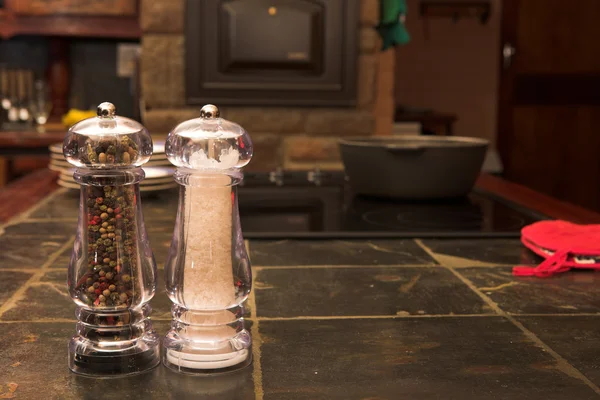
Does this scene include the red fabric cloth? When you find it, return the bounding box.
[512,220,600,277]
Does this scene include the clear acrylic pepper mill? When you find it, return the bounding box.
[63,102,160,376]
[163,104,253,373]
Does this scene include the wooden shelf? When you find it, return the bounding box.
[0,129,65,149]
[0,13,140,39]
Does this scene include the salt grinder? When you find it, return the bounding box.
[63,102,160,376]
[163,104,254,373]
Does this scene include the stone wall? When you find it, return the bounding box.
[140,0,394,171]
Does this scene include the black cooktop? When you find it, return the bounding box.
[237,170,546,239]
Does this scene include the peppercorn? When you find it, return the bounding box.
[98,295,106,301]
[87,144,98,163]
[99,270,106,277]
[119,293,128,302]
[109,284,116,291]
[100,205,107,211]
[101,213,109,220]
[107,208,113,214]
[93,282,100,289]
[96,197,103,204]
[108,233,115,239]
[122,152,131,163]
[87,286,95,293]
[103,289,111,297]
[122,274,131,283]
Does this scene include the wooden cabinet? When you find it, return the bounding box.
[10,0,136,16]
[0,0,140,39]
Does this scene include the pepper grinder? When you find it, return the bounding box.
[163,104,253,373]
[63,102,160,377]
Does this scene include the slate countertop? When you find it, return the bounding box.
[1,188,600,399]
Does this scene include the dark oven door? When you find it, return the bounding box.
[186,0,359,106]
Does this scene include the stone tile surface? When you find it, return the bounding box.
[4,267,174,322]
[0,321,256,400]
[4,189,600,398]
[518,316,600,388]
[29,190,79,219]
[258,317,598,400]
[421,238,542,265]
[461,267,600,314]
[1,270,71,321]
[0,271,33,307]
[249,240,436,266]
[255,266,491,317]
[0,237,65,269]
[2,221,73,238]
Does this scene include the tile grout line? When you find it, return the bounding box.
[414,239,600,395]
[0,268,49,274]
[252,264,436,270]
[21,218,79,223]
[247,240,264,400]
[0,319,76,324]
[250,263,524,270]
[4,312,600,324]
[256,314,499,321]
[0,236,74,320]
[513,313,600,317]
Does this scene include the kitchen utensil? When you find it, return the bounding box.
[162,104,253,374]
[17,70,30,123]
[339,135,489,199]
[30,79,52,126]
[7,70,19,123]
[0,66,11,113]
[63,101,160,377]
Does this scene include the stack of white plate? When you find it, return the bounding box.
[48,141,177,192]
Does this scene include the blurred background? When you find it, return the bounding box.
[0,0,598,212]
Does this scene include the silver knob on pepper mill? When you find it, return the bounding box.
[200,104,220,119]
[97,102,116,118]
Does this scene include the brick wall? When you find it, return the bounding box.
[140,0,394,171]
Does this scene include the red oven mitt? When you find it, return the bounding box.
[513,220,600,277]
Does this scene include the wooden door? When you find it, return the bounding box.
[498,0,600,212]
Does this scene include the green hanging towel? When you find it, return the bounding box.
[376,0,411,50]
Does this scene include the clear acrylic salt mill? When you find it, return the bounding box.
[163,104,253,373]
[63,102,160,376]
